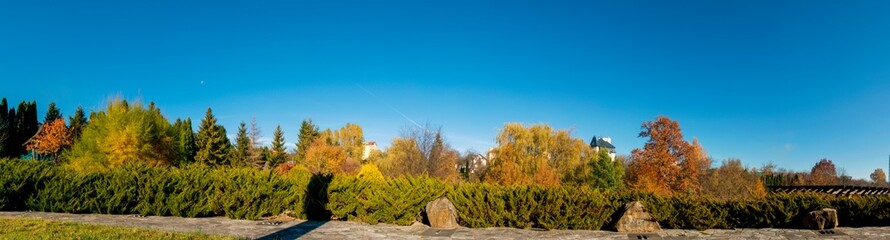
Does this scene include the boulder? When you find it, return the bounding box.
[425,196,459,229]
[802,208,839,230]
[615,201,661,233]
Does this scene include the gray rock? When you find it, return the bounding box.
[615,201,661,233]
[802,208,839,230]
[425,196,460,229]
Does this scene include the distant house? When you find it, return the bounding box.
[590,136,616,161]
[362,141,379,160]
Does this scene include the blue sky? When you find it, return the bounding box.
[2,0,890,179]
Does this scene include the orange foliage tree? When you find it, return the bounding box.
[25,118,72,162]
[304,136,346,175]
[810,158,838,185]
[628,116,709,195]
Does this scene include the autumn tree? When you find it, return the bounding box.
[67,106,88,143]
[231,121,251,167]
[627,116,709,195]
[44,102,62,123]
[379,124,459,181]
[338,123,365,162]
[65,98,175,171]
[304,136,346,175]
[871,168,887,186]
[195,108,230,166]
[25,118,71,162]
[294,119,319,163]
[484,123,605,187]
[809,158,838,185]
[268,124,287,168]
[701,159,766,201]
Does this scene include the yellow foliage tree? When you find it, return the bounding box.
[65,99,174,172]
[378,124,459,182]
[485,123,596,187]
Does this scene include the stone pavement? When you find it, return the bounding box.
[3,211,890,239]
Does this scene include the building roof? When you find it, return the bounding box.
[590,136,615,149]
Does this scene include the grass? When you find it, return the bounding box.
[0,217,238,240]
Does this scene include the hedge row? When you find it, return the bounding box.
[3,158,890,230]
[0,158,311,219]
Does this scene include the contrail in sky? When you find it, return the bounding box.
[356,84,423,128]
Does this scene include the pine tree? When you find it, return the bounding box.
[67,106,88,143]
[3,105,15,158]
[233,121,251,167]
[295,119,319,163]
[173,118,198,165]
[591,148,623,190]
[44,102,62,123]
[195,108,230,166]
[269,124,287,168]
[0,98,9,158]
[13,101,39,158]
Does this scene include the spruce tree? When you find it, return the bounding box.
[195,108,230,166]
[173,118,197,165]
[269,124,287,168]
[0,98,8,157]
[295,119,319,163]
[13,101,38,158]
[233,121,250,167]
[4,106,15,158]
[44,102,62,123]
[68,106,88,142]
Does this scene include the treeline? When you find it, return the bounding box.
[760,158,889,187]
[3,97,624,189]
[3,97,886,198]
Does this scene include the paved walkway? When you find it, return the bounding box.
[2,211,890,239]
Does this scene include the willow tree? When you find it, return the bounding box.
[484,123,598,187]
[65,99,175,171]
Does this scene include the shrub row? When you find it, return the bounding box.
[3,158,890,229]
[0,158,311,219]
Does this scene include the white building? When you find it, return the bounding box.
[362,141,379,160]
[590,136,616,161]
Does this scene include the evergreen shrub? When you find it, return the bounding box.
[3,158,890,229]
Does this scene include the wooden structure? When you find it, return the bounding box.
[769,185,890,196]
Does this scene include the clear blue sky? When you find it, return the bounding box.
[2,0,890,179]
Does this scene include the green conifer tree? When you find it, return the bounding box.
[233,121,251,167]
[44,102,62,123]
[295,119,319,163]
[3,104,15,158]
[173,118,198,165]
[14,101,39,158]
[195,108,230,166]
[591,149,623,190]
[67,106,88,143]
[269,124,287,168]
[0,98,9,157]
